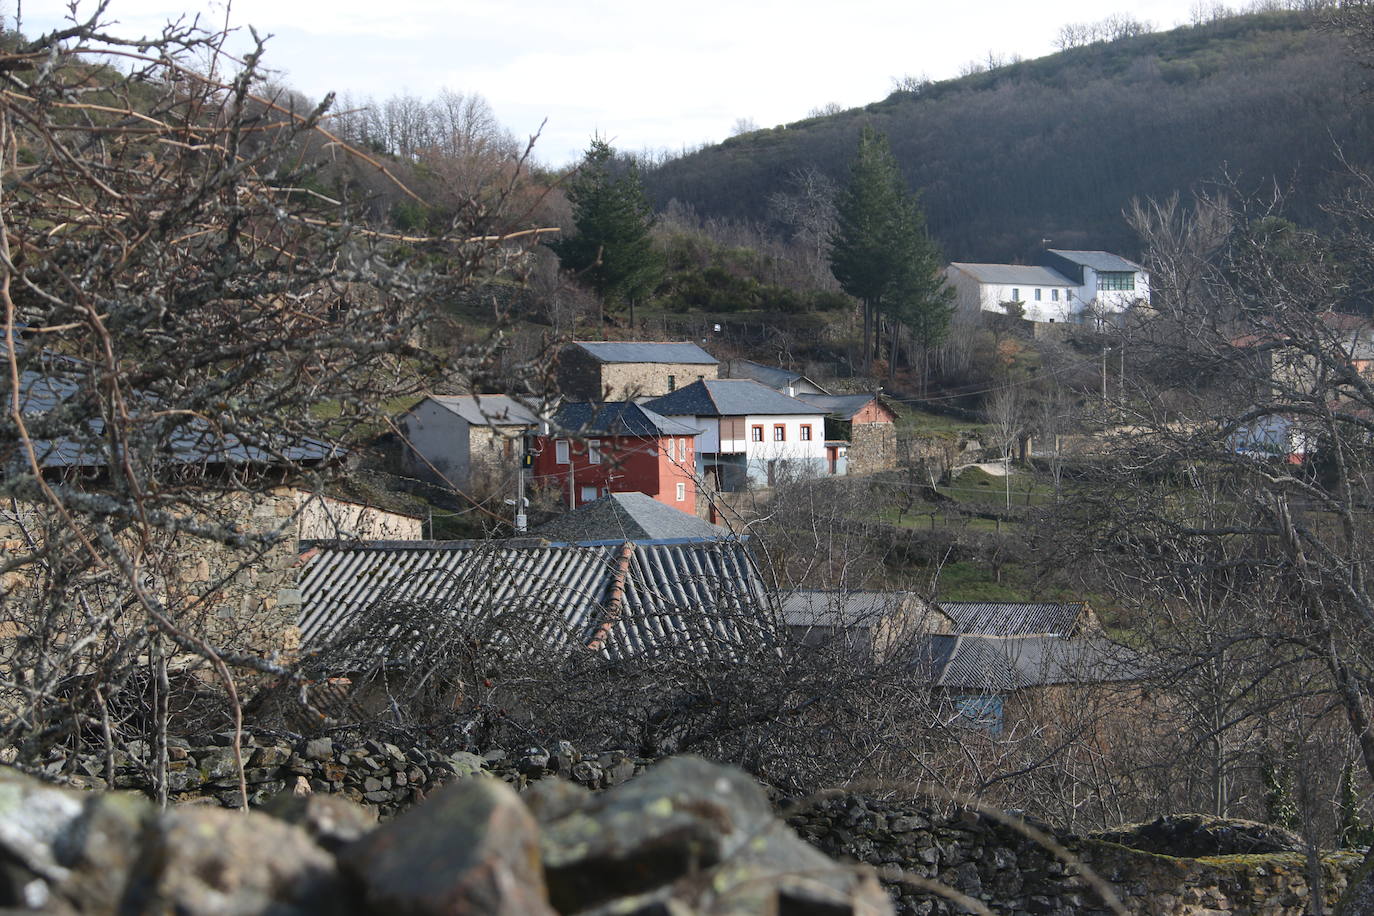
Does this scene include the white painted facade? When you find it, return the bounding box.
[656,412,827,486]
[946,254,1150,327]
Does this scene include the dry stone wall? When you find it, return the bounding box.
[24,740,1366,914]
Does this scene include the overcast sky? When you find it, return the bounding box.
[26,0,1207,167]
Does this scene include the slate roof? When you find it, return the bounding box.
[297,537,774,663]
[552,402,700,437]
[728,360,829,394]
[938,602,1088,637]
[571,341,718,365]
[949,263,1075,286]
[645,379,826,418]
[532,492,728,542]
[427,395,540,427]
[6,347,340,471]
[1045,250,1144,273]
[914,634,1144,691]
[796,393,889,421]
[779,590,927,628]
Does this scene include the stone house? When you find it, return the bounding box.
[398,395,540,492]
[556,341,719,401]
[794,393,899,476]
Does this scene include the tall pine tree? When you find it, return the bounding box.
[552,138,663,329]
[829,127,951,382]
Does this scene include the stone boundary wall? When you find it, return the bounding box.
[37,739,1363,914]
[787,793,1361,916]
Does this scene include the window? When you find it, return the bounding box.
[675,482,686,502]
[555,439,569,464]
[800,424,812,441]
[773,425,786,441]
[1034,288,1042,301]
[503,437,513,458]
[954,695,1004,734]
[1011,288,1020,301]
[667,374,676,391]
[677,438,686,462]
[1051,288,1060,301]
[1098,271,1135,291]
[579,485,598,504]
[588,439,602,464]
[751,425,763,442]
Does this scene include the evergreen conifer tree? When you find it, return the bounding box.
[829,126,951,382]
[552,138,663,328]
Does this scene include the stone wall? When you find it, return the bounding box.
[848,422,898,476]
[599,361,717,400]
[40,738,1364,915]
[787,792,1362,916]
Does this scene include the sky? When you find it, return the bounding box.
[24,0,1210,167]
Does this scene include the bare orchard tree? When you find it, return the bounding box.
[0,6,548,797]
[1045,179,1374,864]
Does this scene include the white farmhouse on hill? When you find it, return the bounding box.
[947,249,1150,327]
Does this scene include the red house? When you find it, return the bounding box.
[532,402,701,512]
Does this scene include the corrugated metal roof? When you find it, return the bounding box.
[915,634,1143,691]
[297,537,774,662]
[572,341,718,365]
[949,263,1075,286]
[553,402,700,437]
[533,493,728,541]
[426,395,540,426]
[1045,250,1143,273]
[645,379,826,418]
[939,602,1086,637]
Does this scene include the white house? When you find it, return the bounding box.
[1040,249,1150,318]
[644,379,828,490]
[946,249,1149,326]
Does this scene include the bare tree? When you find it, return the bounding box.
[0,5,549,796]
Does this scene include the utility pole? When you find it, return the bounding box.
[515,439,529,533]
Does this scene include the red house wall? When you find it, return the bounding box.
[532,434,696,512]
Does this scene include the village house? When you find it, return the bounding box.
[397,394,541,492]
[911,632,1144,735]
[644,379,829,491]
[556,341,719,401]
[794,392,899,476]
[946,249,1150,327]
[780,589,946,659]
[532,401,701,511]
[724,359,829,396]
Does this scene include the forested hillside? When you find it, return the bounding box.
[643,11,1374,262]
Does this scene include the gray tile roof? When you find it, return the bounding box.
[552,402,700,437]
[6,347,340,471]
[572,341,718,365]
[1045,250,1144,273]
[645,379,827,418]
[949,263,1075,286]
[532,492,728,542]
[795,393,886,421]
[939,602,1087,637]
[915,635,1144,691]
[779,590,923,627]
[297,537,774,663]
[427,395,541,427]
[728,360,829,394]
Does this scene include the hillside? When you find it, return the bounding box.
[643,11,1374,262]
